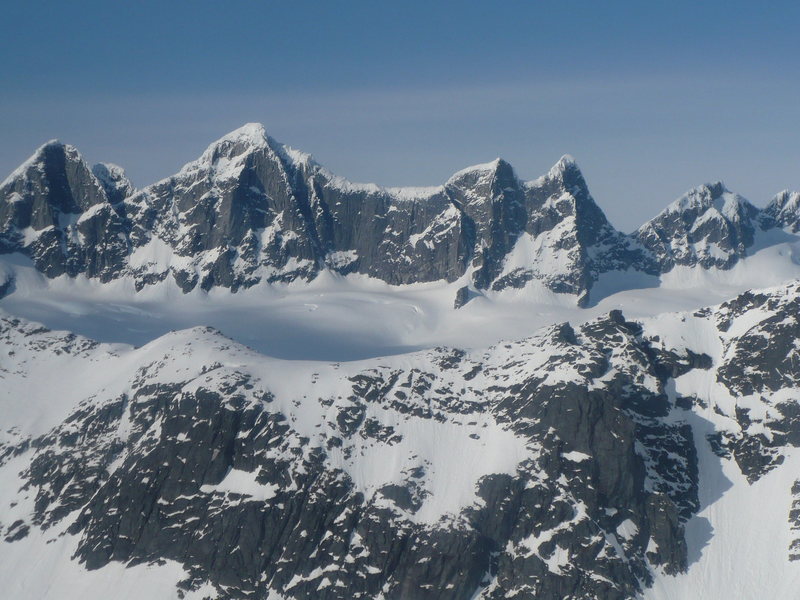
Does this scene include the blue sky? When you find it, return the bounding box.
[2,1,799,230]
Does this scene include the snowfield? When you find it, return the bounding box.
[2,234,800,362]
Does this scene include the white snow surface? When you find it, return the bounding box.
[642,448,800,600]
[2,237,800,362]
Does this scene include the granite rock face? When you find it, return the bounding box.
[697,283,800,482]
[91,162,135,206]
[6,124,796,304]
[0,141,130,282]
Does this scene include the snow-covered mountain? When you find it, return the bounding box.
[2,126,800,599]
[4,123,797,307]
[635,182,760,271]
[3,283,800,599]
[764,189,800,233]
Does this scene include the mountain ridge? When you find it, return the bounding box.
[1,124,798,307]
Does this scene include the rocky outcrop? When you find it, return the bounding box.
[699,283,800,481]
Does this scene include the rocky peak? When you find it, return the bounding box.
[1,139,61,188]
[659,181,755,220]
[524,155,622,249]
[763,189,800,232]
[442,159,527,290]
[481,155,656,306]
[0,140,129,281]
[2,140,107,208]
[0,140,109,232]
[445,158,518,199]
[635,182,760,271]
[525,154,590,203]
[176,122,272,184]
[118,123,325,292]
[522,156,614,249]
[544,153,584,189]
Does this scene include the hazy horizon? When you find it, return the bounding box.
[2,1,798,231]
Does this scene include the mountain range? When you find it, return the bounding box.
[2,123,798,307]
[1,125,800,600]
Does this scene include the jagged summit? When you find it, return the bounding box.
[188,124,579,202]
[526,154,581,187]
[0,139,74,189]
[546,153,579,177]
[6,123,584,210]
[176,123,272,181]
[652,181,753,216]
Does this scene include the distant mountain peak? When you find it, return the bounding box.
[1,139,76,189]
[549,153,578,175]
[446,157,510,184]
[654,181,756,221]
[763,189,800,232]
[175,123,272,183]
[636,181,761,271]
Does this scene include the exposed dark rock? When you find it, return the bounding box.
[3,126,796,307]
[0,307,724,600]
